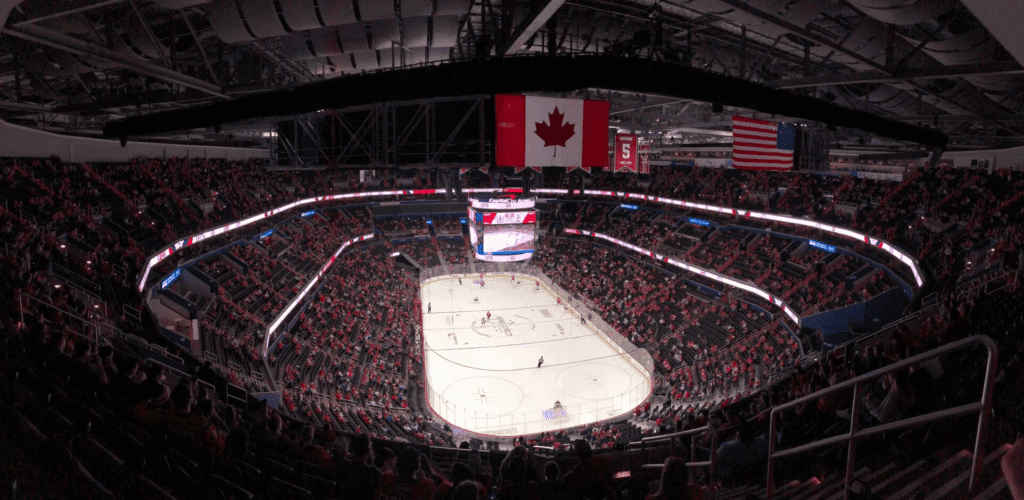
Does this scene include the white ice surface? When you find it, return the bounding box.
[420,274,650,437]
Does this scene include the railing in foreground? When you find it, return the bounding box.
[626,425,718,500]
[767,334,998,500]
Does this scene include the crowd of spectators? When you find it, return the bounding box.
[3,155,1024,499]
[377,216,430,237]
[827,154,954,172]
[533,237,800,412]
[391,237,443,267]
[264,245,448,446]
[436,236,469,265]
[431,216,464,236]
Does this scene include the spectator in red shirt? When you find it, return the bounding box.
[296,424,332,468]
[373,446,436,500]
[498,455,541,500]
[263,414,293,454]
[561,439,615,500]
[647,456,701,500]
[452,480,482,500]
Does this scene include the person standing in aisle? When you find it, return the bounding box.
[538,356,544,368]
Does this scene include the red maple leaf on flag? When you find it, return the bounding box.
[534,107,576,157]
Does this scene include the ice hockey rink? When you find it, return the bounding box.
[420,273,651,437]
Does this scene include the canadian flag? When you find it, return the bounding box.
[495,95,609,172]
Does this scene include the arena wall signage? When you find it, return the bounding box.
[161,268,181,289]
[809,240,837,253]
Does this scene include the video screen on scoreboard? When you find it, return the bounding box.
[468,203,536,262]
[483,224,535,254]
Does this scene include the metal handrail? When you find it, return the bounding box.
[766,334,998,500]
[19,292,101,347]
[628,425,718,499]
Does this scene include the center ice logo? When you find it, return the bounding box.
[471,314,535,337]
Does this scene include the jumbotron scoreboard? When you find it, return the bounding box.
[467,195,537,262]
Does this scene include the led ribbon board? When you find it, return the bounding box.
[139,187,922,294]
[262,233,375,354]
[564,228,801,325]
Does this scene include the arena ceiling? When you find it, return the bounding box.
[0,0,1022,152]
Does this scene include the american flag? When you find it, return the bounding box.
[731,116,796,171]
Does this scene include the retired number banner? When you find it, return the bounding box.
[638,143,651,174]
[614,134,638,173]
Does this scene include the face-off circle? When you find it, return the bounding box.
[555,363,633,400]
[441,376,525,415]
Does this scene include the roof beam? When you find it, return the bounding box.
[892,113,1024,122]
[0,100,53,113]
[766,61,1024,89]
[1,24,228,99]
[960,0,1024,69]
[11,0,126,27]
[706,0,989,118]
[661,126,732,137]
[712,0,888,75]
[501,0,566,55]
[610,97,690,115]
